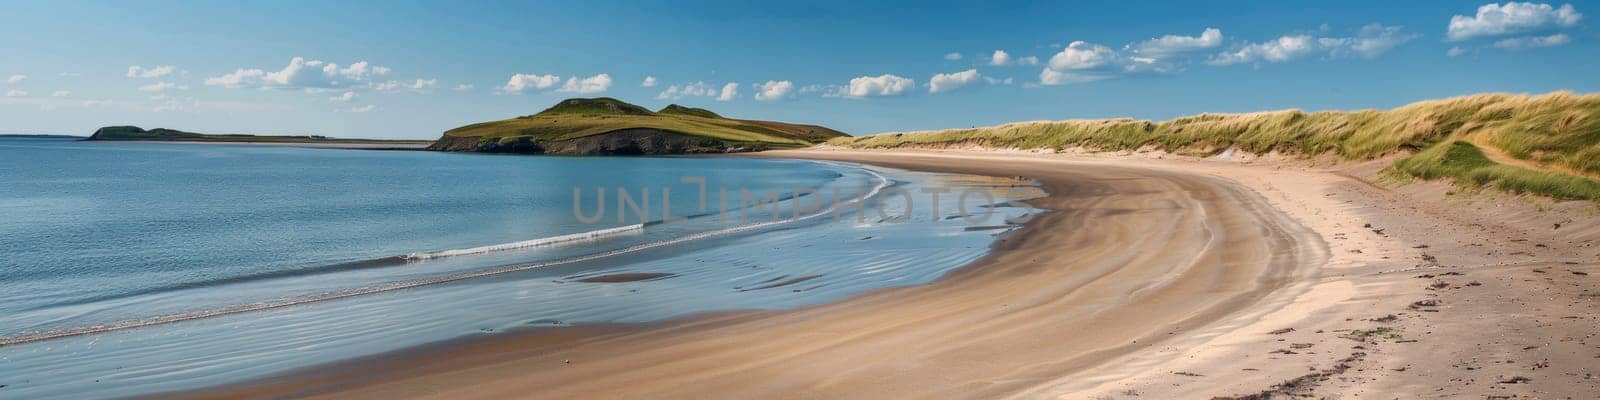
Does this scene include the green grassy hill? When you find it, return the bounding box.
[433,98,849,154]
[828,92,1600,201]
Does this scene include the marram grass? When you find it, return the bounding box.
[829,92,1600,201]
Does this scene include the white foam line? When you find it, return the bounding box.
[402,224,644,260]
[0,164,890,347]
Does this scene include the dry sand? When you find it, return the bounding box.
[171,148,1600,399]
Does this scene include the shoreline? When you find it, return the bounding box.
[168,148,1338,399]
[166,147,1600,399]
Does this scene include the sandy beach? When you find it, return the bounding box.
[170,148,1600,399]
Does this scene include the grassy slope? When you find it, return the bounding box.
[829,92,1600,201]
[443,98,848,147]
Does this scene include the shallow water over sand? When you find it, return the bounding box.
[0,138,1039,399]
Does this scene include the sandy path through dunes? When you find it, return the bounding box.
[178,150,1328,399]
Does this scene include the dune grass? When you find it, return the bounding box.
[830,92,1600,201]
[1391,141,1600,201]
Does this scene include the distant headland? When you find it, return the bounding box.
[427,97,850,155]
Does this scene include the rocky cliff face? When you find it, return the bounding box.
[427,129,775,155]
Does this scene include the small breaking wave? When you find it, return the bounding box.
[402,224,644,260]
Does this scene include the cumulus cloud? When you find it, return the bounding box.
[205,57,390,89]
[58,72,81,77]
[1036,40,1165,85]
[844,74,914,98]
[1493,33,1572,48]
[1320,24,1420,58]
[5,90,27,97]
[1447,2,1582,41]
[1448,46,1471,57]
[330,91,356,102]
[753,80,794,101]
[983,76,1014,85]
[928,69,980,93]
[641,76,657,87]
[372,79,437,92]
[716,82,738,101]
[944,52,963,61]
[126,65,176,79]
[52,90,70,97]
[6,74,25,84]
[1017,56,1040,66]
[453,83,475,91]
[501,73,561,94]
[1208,35,1316,65]
[1131,28,1223,58]
[657,81,717,100]
[1049,41,1118,70]
[990,50,1012,66]
[1039,68,1110,86]
[138,82,188,92]
[557,73,612,94]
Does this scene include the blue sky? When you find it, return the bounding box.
[2,0,1596,139]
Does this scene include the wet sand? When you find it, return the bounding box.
[169,148,1600,399]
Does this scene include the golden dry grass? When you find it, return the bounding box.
[829,92,1600,200]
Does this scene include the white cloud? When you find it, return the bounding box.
[1208,35,1315,65]
[1131,28,1223,58]
[1037,40,1159,85]
[844,74,914,98]
[453,83,475,91]
[753,80,794,101]
[944,52,963,61]
[716,82,738,101]
[928,69,980,93]
[52,90,70,97]
[330,91,356,102]
[1448,2,1582,41]
[990,50,1012,66]
[138,82,189,92]
[1039,68,1109,86]
[501,73,561,94]
[205,57,390,89]
[373,79,437,92]
[126,65,176,79]
[657,81,717,100]
[1320,24,1419,58]
[58,72,81,77]
[6,90,27,97]
[1049,41,1117,70]
[641,76,658,87]
[6,74,26,84]
[1017,56,1040,66]
[557,73,612,94]
[337,104,376,113]
[1493,33,1572,48]
[1448,46,1471,57]
[983,76,1014,85]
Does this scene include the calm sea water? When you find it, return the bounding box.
[0,138,1038,399]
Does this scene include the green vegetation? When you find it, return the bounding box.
[829,92,1600,201]
[1391,141,1600,201]
[442,98,848,147]
[87,126,432,145]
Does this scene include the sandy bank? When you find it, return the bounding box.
[169,148,1600,399]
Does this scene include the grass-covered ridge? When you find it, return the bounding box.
[442,98,848,146]
[828,92,1600,201]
